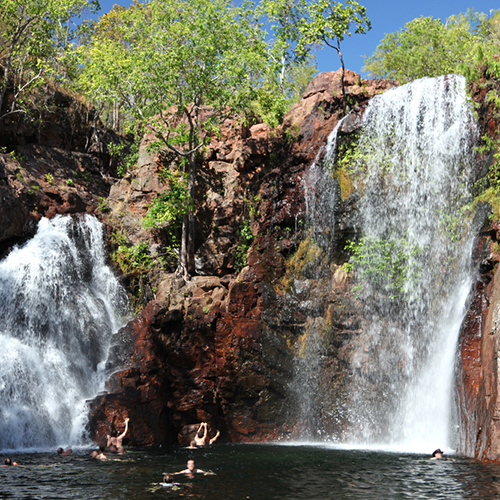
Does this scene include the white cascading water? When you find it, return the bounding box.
[0,214,129,451]
[301,75,480,452]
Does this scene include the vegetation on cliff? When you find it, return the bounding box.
[0,0,99,118]
[72,0,371,278]
[363,10,500,85]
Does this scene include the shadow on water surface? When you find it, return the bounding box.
[1,444,500,500]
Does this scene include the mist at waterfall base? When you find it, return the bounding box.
[0,214,129,452]
[295,75,481,453]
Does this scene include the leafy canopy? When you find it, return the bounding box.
[77,0,268,277]
[77,0,267,149]
[297,0,371,58]
[261,0,370,112]
[0,0,99,116]
[362,10,495,84]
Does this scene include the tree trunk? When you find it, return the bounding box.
[337,39,347,114]
[0,10,35,117]
[178,152,196,279]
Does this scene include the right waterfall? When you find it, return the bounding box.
[302,75,483,451]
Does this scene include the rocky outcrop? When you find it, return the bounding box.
[0,90,127,252]
[87,71,396,445]
[456,222,500,460]
[455,73,500,462]
[0,145,111,254]
[5,68,500,459]
[88,273,294,445]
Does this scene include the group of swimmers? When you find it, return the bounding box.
[90,416,130,461]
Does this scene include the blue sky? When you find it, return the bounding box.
[94,0,497,77]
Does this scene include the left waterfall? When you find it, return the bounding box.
[0,214,129,451]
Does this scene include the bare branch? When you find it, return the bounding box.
[0,109,28,120]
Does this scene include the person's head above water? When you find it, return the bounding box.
[187,459,196,471]
[431,449,444,459]
[4,458,11,466]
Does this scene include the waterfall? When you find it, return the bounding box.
[299,75,480,451]
[0,214,129,451]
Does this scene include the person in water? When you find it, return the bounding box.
[57,447,72,455]
[107,417,129,449]
[430,449,444,460]
[2,458,18,466]
[176,459,205,475]
[161,473,180,486]
[96,443,107,461]
[193,422,220,446]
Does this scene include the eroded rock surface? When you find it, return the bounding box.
[87,71,396,445]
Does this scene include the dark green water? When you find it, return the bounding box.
[2,444,500,500]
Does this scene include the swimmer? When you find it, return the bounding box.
[188,439,198,449]
[91,451,99,459]
[176,459,205,475]
[57,447,72,455]
[430,449,444,460]
[148,474,182,493]
[194,422,208,446]
[2,458,18,466]
[107,417,129,449]
[96,444,107,461]
[161,473,180,486]
[210,430,220,444]
[193,422,220,446]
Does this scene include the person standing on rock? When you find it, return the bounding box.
[107,417,129,450]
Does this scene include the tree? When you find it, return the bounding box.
[297,0,370,111]
[263,0,370,113]
[362,13,485,84]
[0,0,99,118]
[261,0,309,94]
[255,0,318,126]
[77,0,267,278]
[251,54,317,127]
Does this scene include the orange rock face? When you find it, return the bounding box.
[455,72,500,462]
[88,71,397,446]
[456,223,500,461]
[87,275,294,445]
